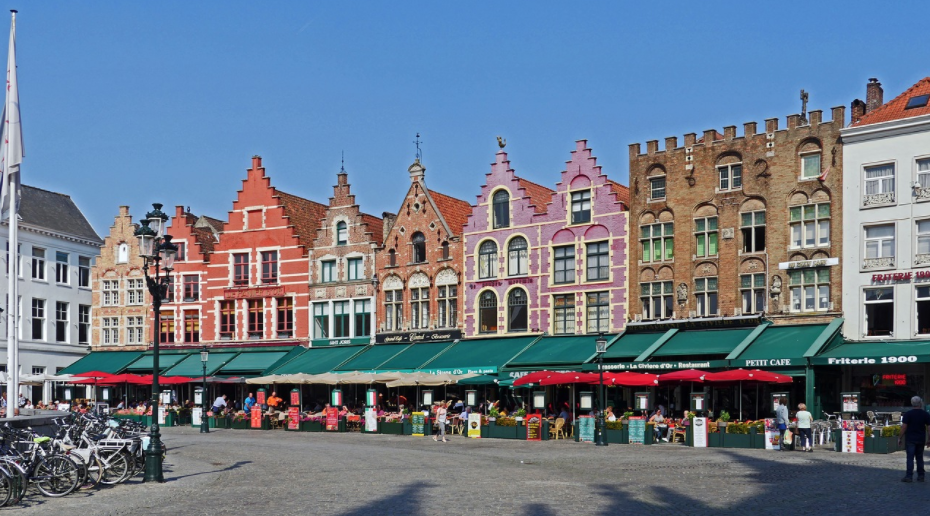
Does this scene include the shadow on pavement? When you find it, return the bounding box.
[167,459,252,481]
[337,481,434,516]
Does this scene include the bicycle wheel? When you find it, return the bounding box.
[0,461,27,505]
[34,455,80,497]
[0,465,15,507]
[65,452,90,489]
[98,450,130,485]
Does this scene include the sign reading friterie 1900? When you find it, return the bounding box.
[224,285,286,299]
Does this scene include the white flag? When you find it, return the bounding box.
[0,11,23,217]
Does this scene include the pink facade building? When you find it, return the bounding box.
[463,140,630,337]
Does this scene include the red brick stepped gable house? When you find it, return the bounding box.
[308,167,385,346]
[374,158,471,343]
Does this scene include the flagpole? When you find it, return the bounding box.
[4,10,20,415]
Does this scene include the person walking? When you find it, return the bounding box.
[796,403,813,452]
[898,396,930,482]
[774,397,789,451]
[433,401,449,442]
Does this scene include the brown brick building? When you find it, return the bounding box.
[374,158,470,342]
[628,106,846,325]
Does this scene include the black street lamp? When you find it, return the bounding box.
[133,203,177,483]
[595,333,608,447]
[200,345,209,434]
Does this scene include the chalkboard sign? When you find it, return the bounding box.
[411,412,426,436]
[629,417,646,444]
[578,416,595,443]
[526,414,542,441]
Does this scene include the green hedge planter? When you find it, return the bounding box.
[605,428,628,444]
[480,425,489,438]
[707,432,723,447]
[230,420,251,429]
[379,422,404,435]
[487,422,518,439]
[301,421,324,432]
[723,433,751,448]
[516,422,527,440]
[864,436,899,454]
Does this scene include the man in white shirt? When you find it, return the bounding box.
[211,394,227,414]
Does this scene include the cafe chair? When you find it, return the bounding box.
[549,418,566,440]
[671,425,687,443]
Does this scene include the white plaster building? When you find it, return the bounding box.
[0,185,102,402]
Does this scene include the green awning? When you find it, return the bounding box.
[163,352,238,377]
[506,335,616,369]
[270,346,366,375]
[124,353,190,373]
[219,351,289,374]
[418,336,538,374]
[261,346,307,375]
[603,333,664,360]
[811,340,930,365]
[455,374,499,386]
[733,324,832,368]
[652,328,754,357]
[59,351,144,375]
[376,341,455,371]
[334,344,410,372]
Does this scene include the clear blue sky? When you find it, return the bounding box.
[8,1,929,235]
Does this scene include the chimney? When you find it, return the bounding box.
[851,99,866,124]
[408,159,425,182]
[866,78,883,113]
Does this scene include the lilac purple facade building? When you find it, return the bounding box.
[462,140,630,338]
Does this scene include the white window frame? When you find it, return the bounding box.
[740,273,766,314]
[864,163,895,196]
[800,152,821,179]
[717,163,742,192]
[863,287,894,338]
[864,224,895,260]
[917,158,930,189]
[789,203,831,249]
[127,278,144,305]
[788,268,830,313]
[102,280,120,306]
[649,177,666,200]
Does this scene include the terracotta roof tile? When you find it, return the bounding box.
[191,226,217,256]
[428,190,471,236]
[854,77,930,126]
[517,177,554,213]
[361,213,385,246]
[201,216,225,232]
[276,190,328,253]
[606,180,631,207]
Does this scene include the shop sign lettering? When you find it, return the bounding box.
[743,359,794,367]
[871,270,930,283]
[826,356,918,365]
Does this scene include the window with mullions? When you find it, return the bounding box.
[411,287,429,329]
[789,204,830,249]
[347,257,363,281]
[864,164,895,199]
[508,237,528,276]
[183,275,199,302]
[917,220,930,257]
[864,224,895,260]
[412,232,426,263]
[553,245,575,284]
[788,268,830,313]
[102,317,118,345]
[694,277,718,317]
[695,217,718,258]
[336,221,348,245]
[233,253,249,286]
[55,252,69,284]
[55,301,68,342]
[219,300,235,339]
[354,300,371,337]
[571,190,591,224]
[641,281,673,320]
[184,310,200,343]
[918,159,930,189]
[478,241,498,279]
[492,190,510,228]
[334,301,350,338]
[586,291,609,333]
[718,163,742,191]
[649,177,666,200]
[261,251,278,284]
[641,222,673,263]
[508,288,527,332]
[437,286,457,328]
[385,290,402,331]
[321,260,336,283]
[479,291,498,334]
[160,310,175,344]
[277,297,293,338]
[741,211,766,253]
[553,294,575,334]
[78,256,91,287]
[78,305,90,345]
[127,279,144,305]
[248,299,264,338]
[740,273,766,314]
[313,303,329,338]
[864,287,893,337]
[102,280,119,306]
[586,241,609,281]
[127,316,143,345]
[32,247,45,280]
[31,298,45,340]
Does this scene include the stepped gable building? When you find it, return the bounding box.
[628,105,846,325]
[201,155,324,345]
[463,140,630,337]
[308,167,385,346]
[462,148,554,336]
[374,158,470,343]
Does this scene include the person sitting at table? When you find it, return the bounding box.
[558,403,571,424]
[605,406,616,422]
[267,391,283,410]
[339,405,349,417]
[649,409,667,442]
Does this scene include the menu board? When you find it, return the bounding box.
[250,407,262,428]
[192,407,202,426]
[635,393,650,411]
[578,416,595,443]
[365,409,378,432]
[325,407,339,431]
[290,390,300,407]
[287,407,300,430]
[194,390,203,405]
[841,430,864,453]
[764,418,778,449]
[842,393,859,413]
[158,406,166,425]
[256,390,266,406]
[467,413,482,438]
[526,414,542,441]
[628,417,645,444]
[411,412,426,436]
[692,417,707,447]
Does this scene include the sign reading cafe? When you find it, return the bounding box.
[374,329,462,345]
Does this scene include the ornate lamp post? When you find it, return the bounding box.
[133,203,177,483]
[200,345,209,433]
[595,333,608,447]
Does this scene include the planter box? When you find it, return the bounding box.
[488,422,518,439]
[723,433,752,448]
[605,428,628,444]
[379,421,404,435]
[516,422,527,440]
[707,433,723,447]
[164,413,177,427]
[481,425,489,438]
[302,421,324,432]
[230,420,251,429]
[865,436,899,454]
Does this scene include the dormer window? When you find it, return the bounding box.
[492,190,510,228]
[905,94,930,110]
[412,232,426,263]
[336,222,348,245]
[571,190,591,224]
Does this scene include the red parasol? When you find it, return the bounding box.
[73,371,112,380]
[538,372,600,386]
[106,373,153,385]
[512,370,560,387]
[657,369,708,383]
[597,371,659,387]
[703,369,792,384]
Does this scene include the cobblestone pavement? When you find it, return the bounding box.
[14,427,929,515]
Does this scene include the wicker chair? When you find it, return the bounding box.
[549,418,566,440]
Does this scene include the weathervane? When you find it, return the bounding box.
[800,89,809,124]
[340,150,345,173]
[414,133,422,161]
[497,136,507,149]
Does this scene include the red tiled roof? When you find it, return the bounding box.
[361,213,385,246]
[277,190,328,253]
[428,190,471,236]
[201,216,225,232]
[606,180,631,207]
[517,177,554,214]
[191,226,217,256]
[854,77,930,126]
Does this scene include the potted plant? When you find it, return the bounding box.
[717,411,730,429]
[605,420,626,444]
[723,421,751,448]
[490,416,518,439]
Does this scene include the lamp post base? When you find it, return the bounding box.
[142,422,165,483]
[200,420,210,433]
[595,416,608,446]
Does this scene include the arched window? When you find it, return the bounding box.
[336,221,348,245]
[479,291,498,333]
[478,241,498,279]
[492,190,510,228]
[508,288,527,332]
[441,241,450,260]
[412,232,426,263]
[388,249,396,267]
[507,237,528,276]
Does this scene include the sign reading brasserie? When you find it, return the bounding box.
[602,360,728,371]
[375,329,462,344]
[224,285,286,300]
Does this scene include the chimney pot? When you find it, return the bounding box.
[866,78,883,113]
